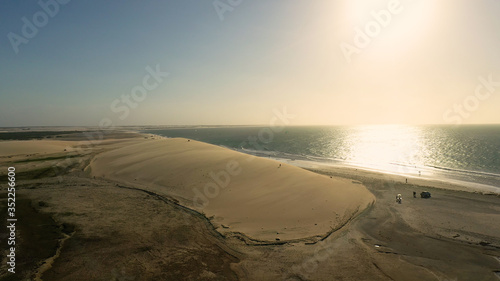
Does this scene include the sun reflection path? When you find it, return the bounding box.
[342,125,426,175]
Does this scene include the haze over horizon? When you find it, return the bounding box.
[1,0,500,127]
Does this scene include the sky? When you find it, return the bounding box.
[1,0,500,127]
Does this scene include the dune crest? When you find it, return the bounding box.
[90,138,374,241]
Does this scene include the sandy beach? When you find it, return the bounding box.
[1,131,499,280]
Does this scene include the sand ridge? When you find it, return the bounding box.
[89,138,375,241]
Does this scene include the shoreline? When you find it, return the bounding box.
[288,158,500,195]
[2,127,499,194]
[1,131,500,280]
[223,145,500,195]
[144,133,500,196]
[3,130,498,191]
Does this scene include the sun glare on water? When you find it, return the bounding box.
[343,125,425,173]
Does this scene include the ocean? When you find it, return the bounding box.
[143,125,500,191]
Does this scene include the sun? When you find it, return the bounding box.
[370,0,445,56]
[337,0,445,60]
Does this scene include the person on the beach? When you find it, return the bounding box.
[413,191,416,198]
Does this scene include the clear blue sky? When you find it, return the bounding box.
[1,0,500,126]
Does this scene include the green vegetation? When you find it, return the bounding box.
[0,131,81,140]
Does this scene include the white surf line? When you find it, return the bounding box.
[33,232,74,281]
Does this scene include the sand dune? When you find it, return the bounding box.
[89,138,374,241]
[2,133,499,280]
